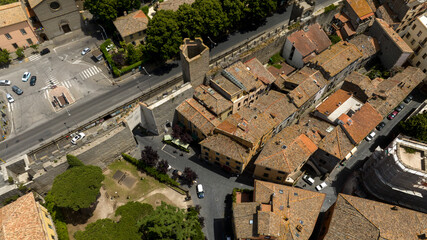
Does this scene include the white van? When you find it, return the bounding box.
[196,184,204,199]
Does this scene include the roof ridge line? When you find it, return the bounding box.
[340,194,381,232]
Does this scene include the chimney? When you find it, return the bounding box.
[124,11,127,16]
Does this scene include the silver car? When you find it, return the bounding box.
[6,93,14,103]
[0,80,11,86]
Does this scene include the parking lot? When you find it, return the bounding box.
[0,37,112,136]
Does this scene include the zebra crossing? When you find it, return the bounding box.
[79,66,101,80]
[28,54,41,62]
[45,70,60,86]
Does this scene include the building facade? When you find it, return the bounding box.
[343,0,375,34]
[113,10,148,45]
[26,0,81,40]
[403,14,427,73]
[362,134,427,213]
[0,2,39,52]
[180,38,209,87]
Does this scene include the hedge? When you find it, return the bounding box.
[121,153,180,187]
[100,39,142,77]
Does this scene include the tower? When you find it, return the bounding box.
[180,38,209,87]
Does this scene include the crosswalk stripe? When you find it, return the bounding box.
[87,68,95,76]
[44,90,48,99]
[93,67,100,74]
[7,103,11,112]
[82,71,88,79]
[10,104,13,111]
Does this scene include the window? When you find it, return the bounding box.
[235,161,241,165]
[423,54,427,60]
[48,224,53,229]
[226,157,230,160]
[12,43,18,49]
[405,32,411,38]
[420,38,427,46]
[226,161,230,166]
[215,152,219,156]
[130,34,134,39]
[215,157,219,161]
[265,167,271,171]
[263,173,269,177]
[235,166,240,170]
[278,171,286,174]
[26,38,33,44]
[5,33,12,40]
[423,69,426,73]
[50,1,60,10]
[411,39,416,45]
[51,235,55,240]
[138,31,142,36]
[276,176,282,181]
[204,151,208,155]
[20,29,27,35]
[415,46,421,55]
[417,31,422,37]
[416,61,421,67]
[412,24,416,30]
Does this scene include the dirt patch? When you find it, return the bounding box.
[138,188,191,209]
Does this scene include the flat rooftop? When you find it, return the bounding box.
[396,137,427,172]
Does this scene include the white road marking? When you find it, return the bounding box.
[28,55,41,62]
[80,66,102,80]
[10,103,13,112]
[44,90,48,99]
[7,103,11,112]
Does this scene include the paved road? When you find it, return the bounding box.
[135,133,253,240]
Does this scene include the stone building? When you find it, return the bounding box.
[26,0,81,40]
[384,0,427,35]
[362,134,427,213]
[0,2,39,52]
[403,14,427,73]
[180,38,209,87]
[343,0,375,34]
[113,10,148,45]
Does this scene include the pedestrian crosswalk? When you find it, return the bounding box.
[45,70,60,86]
[79,66,101,80]
[62,80,72,88]
[28,54,41,62]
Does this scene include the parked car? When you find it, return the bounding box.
[0,80,11,86]
[40,48,50,55]
[302,175,315,185]
[12,85,23,95]
[403,95,413,103]
[30,76,37,86]
[22,72,31,82]
[6,93,14,103]
[196,184,205,199]
[395,104,404,112]
[365,131,376,141]
[376,122,386,131]
[71,132,85,144]
[81,47,91,55]
[106,44,114,52]
[387,110,398,120]
[315,182,327,191]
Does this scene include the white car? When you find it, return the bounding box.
[6,93,14,103]
[106,44,114,52]
[71,132,85,144]
[0,80,11,86]
[22,72,31,82]
[81,47,91,55]
[302,175,315,185]
[196,184,204,199]
[315,182,327,191]
[365,131,376,141]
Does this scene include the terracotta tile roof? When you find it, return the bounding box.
[0,2,28,28]
[309,41,362,77]
[346,0,374,19]
[257,211,281,237]
[176,98,221,136]
[318,126,355,160]
[252,180,325,240]
[288,72,327,108]
[0,193,50,240]
[335,12,351,23]
[374,18,413,53]
[194,85,232,116]
[255,124,320,173]
[368,67,426,117]
[216,91,297,146]
[158,0,195,11]
[316,89,353,116]
[338,103,382,144]
[232,202,259,239]
[245,58,276,85]
[200,134,250,162]
[365,0,378,11]
[113,10,148,37]
[277,66,325,90]
[287,23,331,57]
[210,75,242,98]
[324,194,427,240]
[341,71,381,100]
[224,61,264,92]
[342,21,357,37]
[28,0,42,8]
[348,34,380,60]
[267,62,295,79]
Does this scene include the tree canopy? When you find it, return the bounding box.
[74,202,153,240]
[0,49,11,67]
[139,202,204,240]
[49,165,104,211]
[66,154,84,168]
[243,0,277,27]
[176,4,204,39]
[221,0,245,30]
[84,0,139,22]
[193,0,229,38]
[399,112,427,141]
[143,10,182,61]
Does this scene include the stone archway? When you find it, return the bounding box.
[59,19,71,33]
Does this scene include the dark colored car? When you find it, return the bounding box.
[376,122,386,131]
[387,110,398,120]
[40,48,50,56]
[30,76,37,86]
[403,95,413,103]
[12,85,23,95]
[395,104,404,112]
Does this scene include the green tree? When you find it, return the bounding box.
[0,0,18,6]
[243,0,277,27]
[116,0,140,15]
[139,202,204,240]
[74,202,153,240]
[144,10,182,62]
[176,4,204,39]
[84,0,118,22]
[193,0,228,38]
[16,47,24,60]
[66,154,84,168]
[49,165,104,211]
[221,0,245,30]
[399,112,427,141]
[126,44,140,65]
[0,49,10,67]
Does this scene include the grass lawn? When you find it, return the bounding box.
[103,160,165,203]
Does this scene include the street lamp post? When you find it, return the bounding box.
[98,24,107,40]
[207,36,217,49]
[142,66,151,76]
